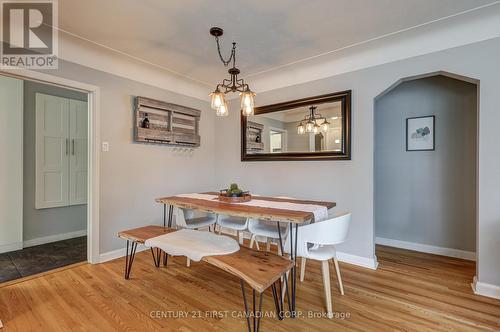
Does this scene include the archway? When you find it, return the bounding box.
[373,71,479,282]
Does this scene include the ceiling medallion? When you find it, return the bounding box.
[209,27,255,117]
[297,106,330,135]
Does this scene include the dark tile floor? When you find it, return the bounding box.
[0,236,87,283]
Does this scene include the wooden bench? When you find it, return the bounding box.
[118,226,293,331]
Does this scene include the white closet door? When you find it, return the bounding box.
[35,93,70,209]
[69,99,88,205]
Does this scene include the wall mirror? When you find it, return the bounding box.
[241,90,351,161]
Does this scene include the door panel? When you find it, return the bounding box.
[36,93,69,209]
[69,99,88,205]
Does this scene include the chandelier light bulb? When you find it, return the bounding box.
[313,123,320,134]
[297,123,305,135]
[216,101,229,117]
[210,90,225,110]
[242,105,254,116]
[305,121,314,133]
[321,120,330,132]
[240,90,256,109]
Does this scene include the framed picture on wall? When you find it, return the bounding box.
[406,115,435,151]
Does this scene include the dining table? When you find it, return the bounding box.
[155,192,336,316]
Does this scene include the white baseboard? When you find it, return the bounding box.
[98,243,379,271]
[99,244,148,263]
[376,237,476,261]
[23,229,87,248]
[472,276,500,300]
[336,252,379,270]
[0,242,23,254]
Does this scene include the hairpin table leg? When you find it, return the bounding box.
[151,247,162,267]
[240,280,264,332]
[124,240,138,279]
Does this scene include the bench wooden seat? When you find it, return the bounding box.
[118,226,292,293]
[118,225,174,243]
[205,246,292,293]
[118,225,293,331]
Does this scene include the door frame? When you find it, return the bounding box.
[1,68,101,264]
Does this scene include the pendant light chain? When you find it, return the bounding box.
[215,36,236,68]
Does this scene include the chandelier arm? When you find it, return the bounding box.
[221,78,233,88]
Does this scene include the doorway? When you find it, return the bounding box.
[374,73,478,268]
[0,70,100,283]
[270,128,287,153]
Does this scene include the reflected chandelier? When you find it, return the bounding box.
[297,106,330,135]
[208,27,255,117]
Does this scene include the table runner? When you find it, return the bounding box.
[177,193,328,221]
[144,229,240,261]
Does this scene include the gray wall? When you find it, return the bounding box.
[23,81,88,242]
[374,76,477,251]
[43,59,217,254]
[214,37,500,287]
[31,37,500,288]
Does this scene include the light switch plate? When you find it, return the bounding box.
[102,142,109,152]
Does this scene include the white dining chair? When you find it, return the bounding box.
[284,212,351,318]
[216,215,249,244]
[248,219,288,253]
[174,207,218,266]
[174,207,218,230]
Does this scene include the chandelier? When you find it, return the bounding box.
[208,27,255,117]
[297,106,330,135]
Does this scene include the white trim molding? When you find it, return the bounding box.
[99,231,378,271]
[472,276,500,300]
[23,230,87,248]
[336,252,379,270]
[0,242,23,254]
[376,237,476,261]
[99,244,148,264]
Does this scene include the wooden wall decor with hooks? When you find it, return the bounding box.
[134,96,201,147]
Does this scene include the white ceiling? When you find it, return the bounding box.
[59,0,498,87]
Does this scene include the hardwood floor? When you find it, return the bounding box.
[0,245,499,331]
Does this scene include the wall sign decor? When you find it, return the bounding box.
[406,115,435,151]
[134,96,201,147]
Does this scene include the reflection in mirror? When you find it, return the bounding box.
[246,101,343,154]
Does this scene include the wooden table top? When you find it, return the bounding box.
[156,192,336,224]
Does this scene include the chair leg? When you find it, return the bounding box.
[333,258,344,295]
[300,258,307,282]
[250,234,260,250]
[237,231,244,245]
[321,260,333,319]
[266,238,271,251]
[186,257,190,267]
[218,226,222,235]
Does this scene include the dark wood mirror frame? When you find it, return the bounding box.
[241,90,351,161]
